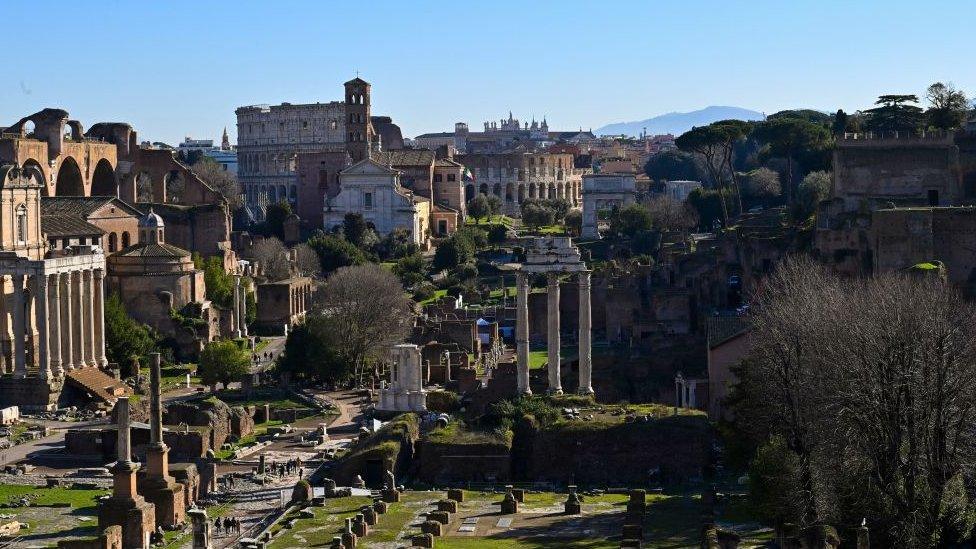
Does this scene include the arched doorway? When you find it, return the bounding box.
[135,172,154,202]
[55,157,84,196]
[164,171,185,203]
[90,159,118,196]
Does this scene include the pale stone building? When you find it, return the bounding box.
[458,151,584,215]
[0,164,112,410]
[378,344,427,413]
[581,173,636,239]
[324,158,431,246]
[254,277,313,335]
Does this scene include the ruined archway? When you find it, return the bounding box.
[135,172,154,202]
[164,171,185,203]
[90,159,118,197]
[55,156,84,196]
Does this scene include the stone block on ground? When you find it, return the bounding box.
[436,499,458,513]
[511,488,524,503]
[381,487,400,502]
[341,531,357,548]
[429,510,451,525]
[446,488,464,502]
[622,523,643,541]
[421,520,443,537]
[412,533,435,547]
[373,500,388,514]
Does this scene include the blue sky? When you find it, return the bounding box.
[3,0,973,145]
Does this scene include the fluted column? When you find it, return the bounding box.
[515,271,531,395]
[0,276,10,374]
[59,273,74,371]
[12,274,26,379]
[82,271,95,367]
[577,271,593,395]
[48,274,62,378]
[93,269,107,367]
[33,274,51,379]
[546,272,562,394]
[70,271,83,369]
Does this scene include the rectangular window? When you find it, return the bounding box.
[447,174,456,182]
[364,192,373,210]
[434,174,443,183]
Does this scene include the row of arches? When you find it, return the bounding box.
[245,184,297,206]
[238,152,297,176]
[106,231,132,252]
[465,181,581,206]
[20,156,118,197]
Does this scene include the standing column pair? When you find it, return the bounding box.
[515,271,531,395]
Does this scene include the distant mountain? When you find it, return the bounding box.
[596,106,765,137]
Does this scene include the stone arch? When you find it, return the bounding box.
[529,182,537,199]
[465,183,475,202]
[492,183,502,197]
[108,232,118,253]
[135,171,154,202]
[21,159,46,195]
[164,171,185,203]
[55,156,85,196]
[479,183,489,195]
[121,231,131,248]
[90,158,118,197]
[505,183,514,202]
[518,184,526,203]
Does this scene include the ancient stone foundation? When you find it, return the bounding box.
[57,525,122,549]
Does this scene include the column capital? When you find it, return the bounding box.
[93,268,105,280]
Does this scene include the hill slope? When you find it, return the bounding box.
[596,106,765,137]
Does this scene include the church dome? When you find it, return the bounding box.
[139,208,164,229]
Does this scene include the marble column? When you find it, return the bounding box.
[577,271,593,395]
[239,282,248,337]
[0,276,10,374]
[48,274,62,378]
[33,274,51,379]
[232,278,242,338]
[546,272,562,394]
[60,273,74,371]
[12,273,25,379]
[82,270,95,367]
[93,269,107,367]
[515,271,531,395]
[70,271,83,369]
[112,397,139,498]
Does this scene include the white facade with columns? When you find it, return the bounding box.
[516,236,593,396]
[0,164,108,395]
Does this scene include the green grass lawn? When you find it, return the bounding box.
[0,485,108,509]
[419,289,449,305]
[527,346,577,370]
[255,339,271,352]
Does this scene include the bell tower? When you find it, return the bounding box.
[344,77,373,163]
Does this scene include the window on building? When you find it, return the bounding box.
[15,204,27,244]
[302,120,308,129]
[364,192,373,210]
[434,174,442,183]
[447,174,456,182]
[122,232,130,247]
[109,233,118,252]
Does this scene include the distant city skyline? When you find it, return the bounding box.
[2,0,974,145]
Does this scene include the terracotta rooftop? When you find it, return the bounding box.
[65,368,130,405]
[115,242,191,258]
[41,215,104,238]
[42,196,142,218]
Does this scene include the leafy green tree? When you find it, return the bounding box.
[455,226,488,249]
[926,82,970,131]
[260,201,292,240]
[374,228,419,260]
[644,150,702,183]
[433,234,474,271]
[104,293,157,371]
[831,109,849,135]
[795,170,831,220]
[306,234,367,275]
[749,436,805,525]
[753,118,831,206]
[687,188,731,231]
[276,315,352,384]
[467,194,492,223]
[564,210,582,236]
[864,94,924,134]
[611,203,653,237]
[197,340,250,388]
[201,255,234,308]
[521,203,555,229]
[768,109,831,125]
[342,212,370,248]
[676,125,729,222]
[393,253,426,287]
[712,120,753,215]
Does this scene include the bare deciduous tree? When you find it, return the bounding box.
[251,237,290,281]
[291,243,322,278]
[734,256,976,546]
[644,195,699,233]
[316,264,413,386]
[192,158,242,209]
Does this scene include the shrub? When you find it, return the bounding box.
[426,390,461,413]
